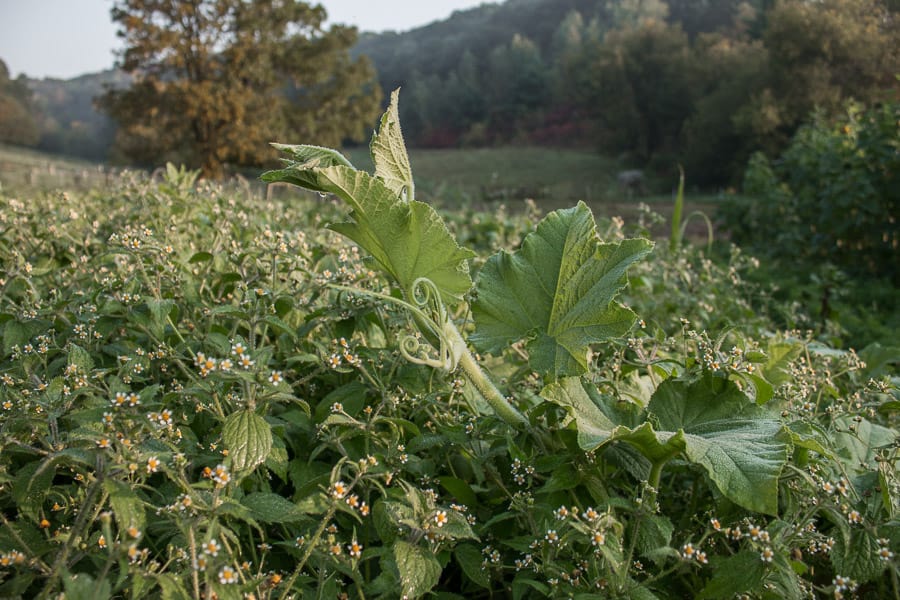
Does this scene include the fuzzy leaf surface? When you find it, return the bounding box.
[394,540,442,598]
[223,410,273,473]
[370,88,414,199]
[260,144,353,192]
[472,201,652,378]
[317,166,474,303]
[543,374,790,515]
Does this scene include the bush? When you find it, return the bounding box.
[723,101,900,283]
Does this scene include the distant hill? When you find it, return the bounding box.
[26,69,130,161]
[353,0,605,91]
[353,0,751,147]
[15,0,755,161]
[354,0,747,91]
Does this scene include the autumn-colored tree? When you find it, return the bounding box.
[0,59,40,147]
[100,0,382,178]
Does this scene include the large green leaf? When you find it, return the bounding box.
[262,92,473,305]
[370,88,414,200]
[649,376,790,515]
[543,374,790,515]
[472,202,652,378]
[317,166,475,303]
[223,410,273,473]
[394,540,442,599]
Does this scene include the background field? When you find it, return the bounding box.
[0,143,724,243]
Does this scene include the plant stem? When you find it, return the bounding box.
[278,503,338,600]
[187,523,201,600]
[446,323,527,427]
[39,477,105,599]
[327,283,528,427]
[648,460,665,492]
[669,165,685,252]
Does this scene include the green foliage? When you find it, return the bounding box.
[471,202,652,378]
[724,100,900,283]
[0,60,40,147]
[0,92,897,600]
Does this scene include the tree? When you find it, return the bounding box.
[100,0,382,178]
[0,60,40,147]
[749,0,899,152]
[569,18,694,163]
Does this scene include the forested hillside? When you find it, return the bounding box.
[3,0,898,186]
[356,0,898,183]
[27,70,129,161]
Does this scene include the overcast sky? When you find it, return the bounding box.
[0,0,491,79]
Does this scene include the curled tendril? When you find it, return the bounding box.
[399,277,457,371]
[399,333,453,371]
[410,277,445,321]
[326,279,460,372]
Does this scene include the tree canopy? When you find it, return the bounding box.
[0,59,40,147]
[100,0,382,178]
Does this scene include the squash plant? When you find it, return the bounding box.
[0,91,895,600]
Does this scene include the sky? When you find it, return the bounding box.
[0,0,491,80]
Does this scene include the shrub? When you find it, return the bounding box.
[723,101,900,283]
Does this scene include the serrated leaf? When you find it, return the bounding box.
[104,479,146,531]
[440,509,479,541]
[261,144,354,192]
[697,550,767,599]
[241,492,307,523]
[544,374,789,515]
[831,527,885,583]
[67,344,94,373]
[394,540,442,599]
[648,375,789,515]
[636,515,674,565]
[320,166,475,303]
[223,410,272,472]
[455,544,490,589]
[541,377,642,450]
[371,89,414,200]
[263,96,474,305]
[472,202,652,378]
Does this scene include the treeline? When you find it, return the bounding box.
[2,0,898,186]
[0,61,125,161]
[360,0,899,184]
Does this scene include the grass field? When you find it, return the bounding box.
[0,144,116,191]
[348,145,727,241]
[0,143,728,239]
